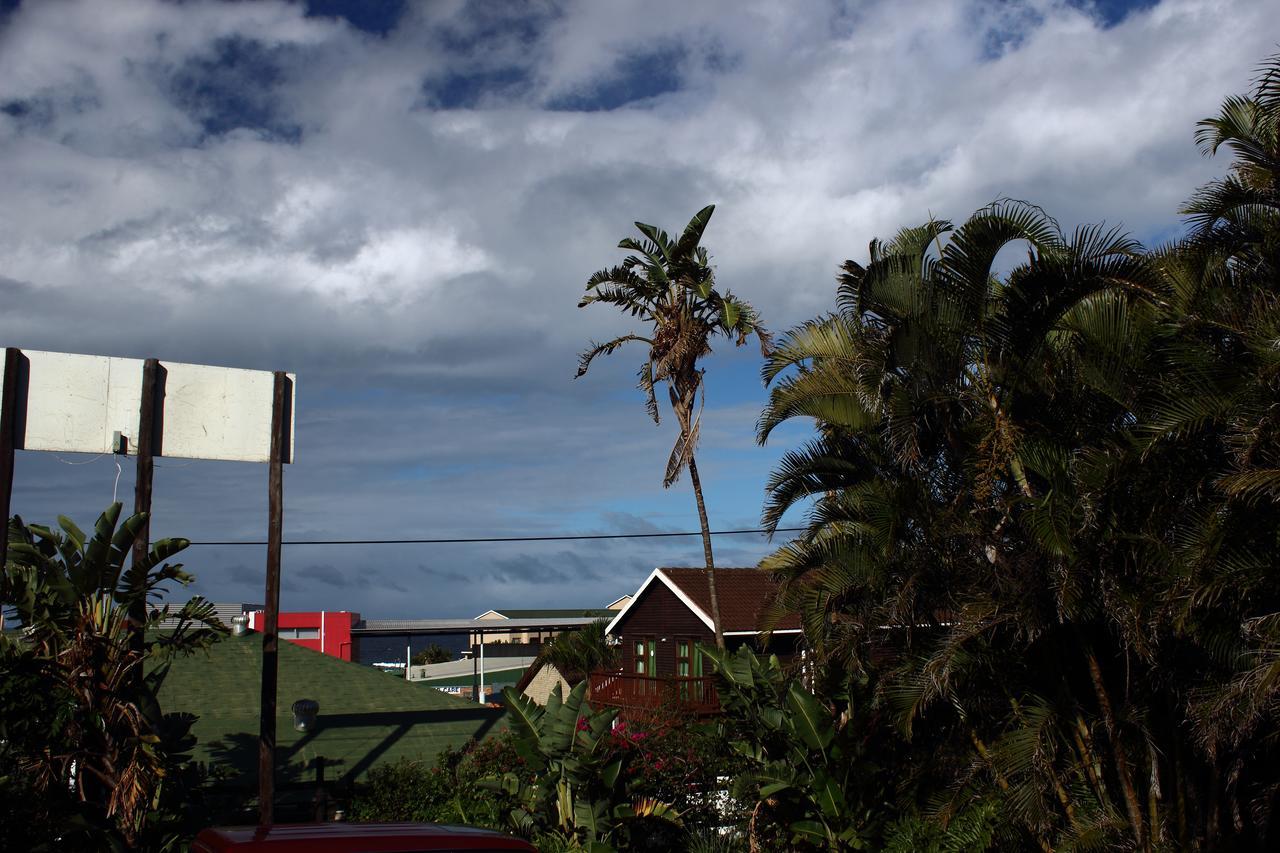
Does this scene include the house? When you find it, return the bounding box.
[590,567,801,716]
[505,597,633,707]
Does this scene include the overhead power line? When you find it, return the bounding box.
[185,526,807,547]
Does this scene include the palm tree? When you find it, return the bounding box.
[757,203,1176,849]
[754,52,1280,839]
[1152,56,1280,828]
[1183,53,1280,242]
[537,619,619,685]
[577,205,770,648]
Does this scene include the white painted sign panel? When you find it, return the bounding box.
[1,348,294,464]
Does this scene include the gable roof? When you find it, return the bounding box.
[605,567,801,636]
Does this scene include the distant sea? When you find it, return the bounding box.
[354,632,469,666]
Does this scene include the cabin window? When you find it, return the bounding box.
[633,638,656,675]
[676,639,706,701]
[676,640,691,677]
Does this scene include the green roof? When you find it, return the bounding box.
[157,634,504,787]
[493,609,615,619]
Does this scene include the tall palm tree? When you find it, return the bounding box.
[577,205,770,648]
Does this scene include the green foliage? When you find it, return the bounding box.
[755,52,1280,851]
[482,682,681,851]
[704,646,884,850]
[347,737,520,827]
[0,503,225,849]
[411,643,453,666]
[683,828,748,853]
[881,799,1004,853]
[538,619,619,684]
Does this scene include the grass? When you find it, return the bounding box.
[157,633,506,787]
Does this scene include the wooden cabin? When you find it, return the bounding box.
[590,567,801,716]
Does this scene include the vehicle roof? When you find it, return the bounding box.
[192,822,535,852]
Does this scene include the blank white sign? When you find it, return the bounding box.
[1,348,294,464]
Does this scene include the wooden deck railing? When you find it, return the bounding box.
[588,670,720,715]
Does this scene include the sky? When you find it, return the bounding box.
[0,0,1272,619]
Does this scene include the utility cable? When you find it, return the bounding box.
[186,526,807,547]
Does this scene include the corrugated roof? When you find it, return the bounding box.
[158,601,261,630]
[356,616,600,634]
[492,608,615,619]
[657,567,801,632]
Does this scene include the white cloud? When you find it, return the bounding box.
[0,0,1273,614]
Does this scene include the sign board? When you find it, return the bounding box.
[0,349,294,463]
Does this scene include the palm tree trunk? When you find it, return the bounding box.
[686,454,725,649]
[1084,645,1147,850]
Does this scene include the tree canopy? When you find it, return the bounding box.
[753,54,1280,850]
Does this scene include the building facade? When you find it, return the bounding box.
[248,609,360,662]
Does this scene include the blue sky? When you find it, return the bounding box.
[0,0,1271,618]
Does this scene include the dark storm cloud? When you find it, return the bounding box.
[598,512,675,535]
[295,563,356,588]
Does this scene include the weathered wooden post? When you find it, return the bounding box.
[0,348,19,584]
[258,371,290,825]
[131,358,161,564]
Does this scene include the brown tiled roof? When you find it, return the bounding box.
[657,567,801,632]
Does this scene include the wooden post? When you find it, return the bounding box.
[129,359,161,658]
[312,756,329,822]
[132,359,160,567]
[258,371,289,826]
[0,348,20,581]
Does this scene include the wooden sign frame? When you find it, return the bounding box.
[0,347,294,825]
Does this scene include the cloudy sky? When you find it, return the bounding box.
[0,0,1271,618]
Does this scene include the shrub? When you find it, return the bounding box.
[347,735,525,827]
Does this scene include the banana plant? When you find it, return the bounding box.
[483,681,680,851]
[704,645,884,850]
[1,503,225,848]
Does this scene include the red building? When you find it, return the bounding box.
[248,609,360,662]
